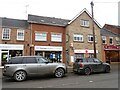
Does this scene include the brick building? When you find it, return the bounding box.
[0,18,30,66]
[101,24,120,63]
[28,14,69,63]
[66,8,102,65]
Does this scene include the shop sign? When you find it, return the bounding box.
[35,46,62,51]
[104,45,119,50]
[74,49,98,54]
[0,44,24,50]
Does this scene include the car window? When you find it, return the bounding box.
[36,57,48,63]
[7,57,23,64]
[75,58,87,62]
[22,57,37,64]
[93,58,101,63]
[87,58,94,62]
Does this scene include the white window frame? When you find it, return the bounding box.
[80,19,89,27]
[51,33,62,42]
[17,29,24,41]
[2,28,11,40]
[109,37,113,44]
[102,36,106,44]
[88,34,97,42]
[35,32,47,41]
[73,34,83,42]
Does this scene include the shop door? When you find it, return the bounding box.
[1,51,9,66]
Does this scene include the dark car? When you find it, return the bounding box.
[73,58,111,75]
[3,56,67,81]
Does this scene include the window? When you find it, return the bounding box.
[35,32,47,41]
[93,58,101,63]
[36,57,48,63]
[80,19,89,27]
[102,36,106,44]
[2,28,11,40]
[87,58,94,62]
[51,33,62,42]
[88,35,97,42]
[116,37,120,45]
[109,37,113,44]
[17,29,24,40]
[22,57,37,64]
[8,57,23,64]
[73,34,83,42]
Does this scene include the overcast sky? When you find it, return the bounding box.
[0,0,119,26]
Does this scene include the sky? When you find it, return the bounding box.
[0,0,119,27]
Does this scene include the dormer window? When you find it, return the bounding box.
[80,19,89,27]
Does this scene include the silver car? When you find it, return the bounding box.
[3,56,67,81]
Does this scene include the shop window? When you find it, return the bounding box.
[17,29,24,40]
[2,28,11,40]
[102,36,106,44]
[73,34,83,42]
[35,32,47,41]
[75,54,84,59]
[80,19,89,27]
[51,33,62,42]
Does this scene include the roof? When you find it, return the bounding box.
[103,24,120,34]
[28,14,70,27]
[1,17,28,29]
[68,8,102,28]
[101,28,119,36]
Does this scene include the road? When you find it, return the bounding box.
[1,64,119,89]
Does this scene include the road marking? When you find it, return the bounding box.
[89,81,93,82]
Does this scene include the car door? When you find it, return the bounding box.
[93,58,104,72]
[36,57,50,75]
[22,57,38,75]
[87,58,98,72]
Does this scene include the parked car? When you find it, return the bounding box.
[3,56,67,81]
[73,58,111,75]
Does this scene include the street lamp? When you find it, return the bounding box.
[90,1,97,58]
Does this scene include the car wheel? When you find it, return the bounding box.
[14,71,27,81]
[105,66,110,73]
[84,68,91,75]
[55,68,65,78]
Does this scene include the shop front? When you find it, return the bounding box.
[35,46,63,62]
[74,49,98,60]
[104,45,120,63]
[0,44,24,66]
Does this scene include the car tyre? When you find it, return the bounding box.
[55,68,65,78]
[84,68,91,75]
[14,70,27,82]
[105,66,110,73]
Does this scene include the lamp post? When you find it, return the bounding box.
[90,1,97,58]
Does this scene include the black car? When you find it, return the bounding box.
[73,58,111,75]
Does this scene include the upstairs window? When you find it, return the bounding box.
[73,34,83,42]
[88,34,97,42]
[80,19,89,27]
[102,36,106,44]
[116,37,120,45]
[17,29,24,41]
[35,32,47,41]
[51,33,62,42]
[2,28,11,40]
[109,37,113,44]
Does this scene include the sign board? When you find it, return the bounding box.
[35,46,63,51]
